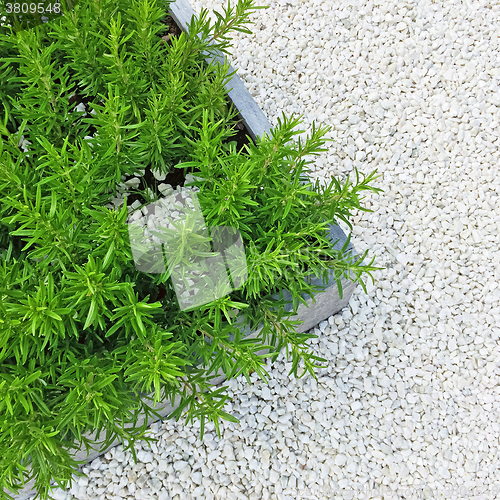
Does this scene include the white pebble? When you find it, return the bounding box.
[173,460,189,471]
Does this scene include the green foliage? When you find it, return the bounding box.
[0,0,383,498]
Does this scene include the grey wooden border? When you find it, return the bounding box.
[11,1,360,498]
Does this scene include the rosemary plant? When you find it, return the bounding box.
[0,0,383,498]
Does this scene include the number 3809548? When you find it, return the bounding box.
[5,3,61,14]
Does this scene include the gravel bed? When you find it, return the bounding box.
[47,0,500,499]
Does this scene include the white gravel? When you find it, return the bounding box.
[48,0,500,499]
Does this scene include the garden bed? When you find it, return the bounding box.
[10,1,363,498]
